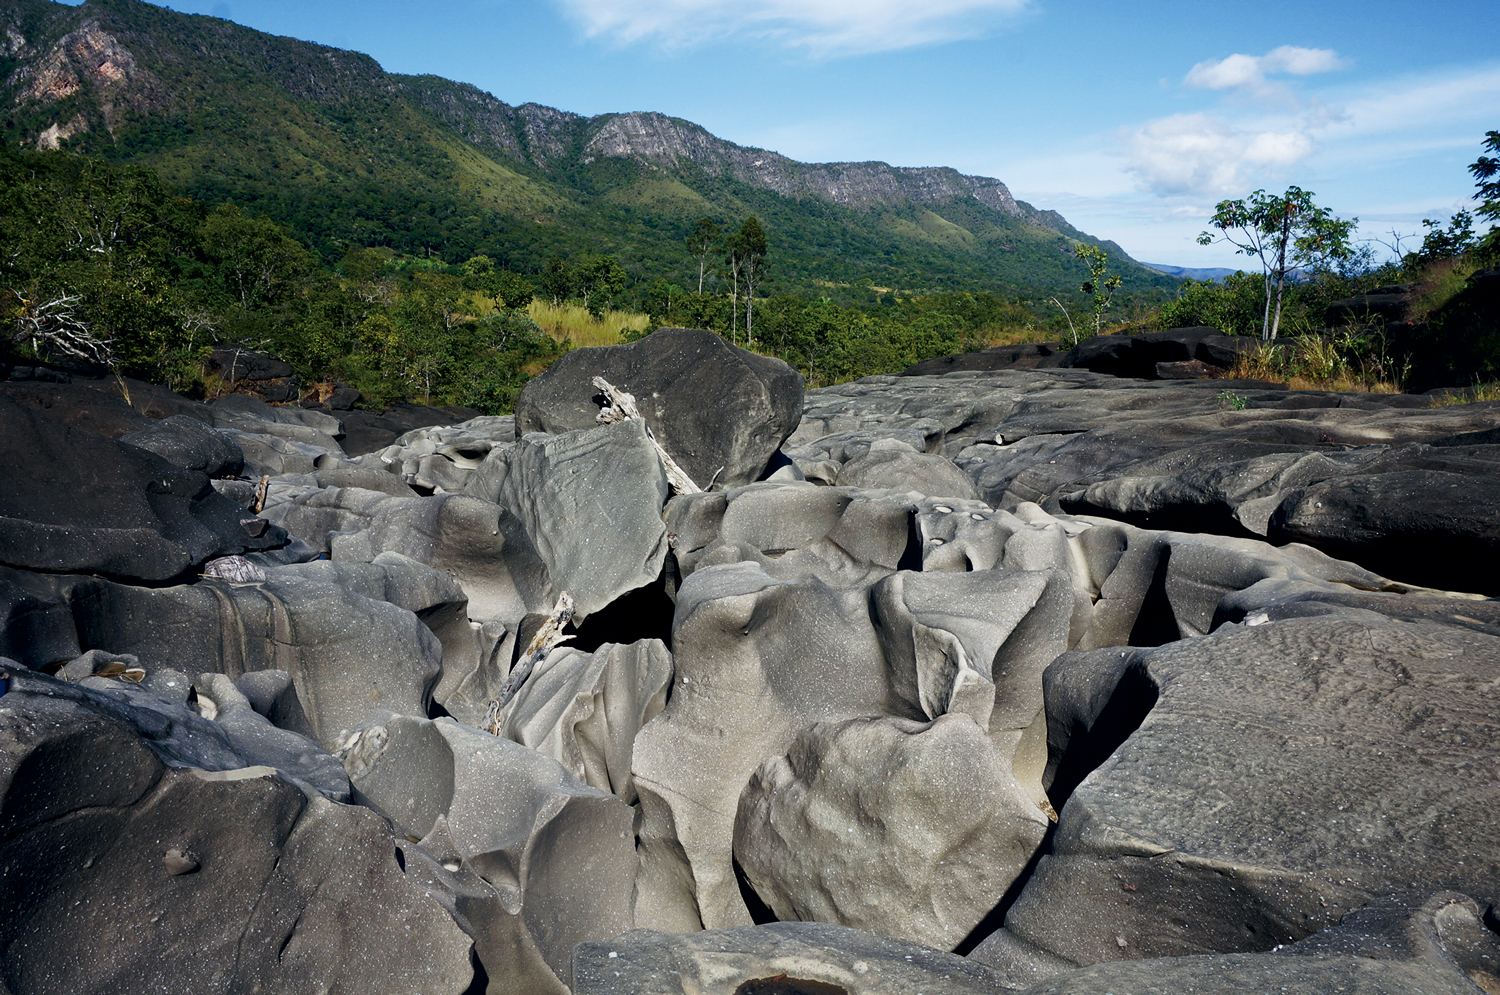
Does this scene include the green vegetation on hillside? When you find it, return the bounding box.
[0,0,1179,307]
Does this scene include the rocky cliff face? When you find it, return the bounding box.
[399,96,1073,233]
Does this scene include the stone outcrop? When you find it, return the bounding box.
[3,350,1498,995]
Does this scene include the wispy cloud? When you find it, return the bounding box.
[1125,112,1317,198]
[1185,45,1346,92]
[552,0,1030,57]
[1121,45,1354,199]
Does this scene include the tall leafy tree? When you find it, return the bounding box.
[577,254,626,318]
[539,256,571,305]
[685,217,720,294]
[1198,187,1356,341]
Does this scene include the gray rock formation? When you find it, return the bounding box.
[974,608,1500,977]
[516,327,804,488]
[500,639,673,804]
[0,670,476,995]
[574,921,1012,995]
[500,420,670,619]
[735,713,1050,949]
[1015,892,1500,995]
[335,711,636,988]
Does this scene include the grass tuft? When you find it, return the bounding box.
[527,301,651,349]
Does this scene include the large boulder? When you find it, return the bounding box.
[516,327,804,488]
[0,392,287,581]
[734,713,1050,949]
[631,562,895,931]
[0,669,475,995]
[500,420,671,619]
[973,609,1500,977]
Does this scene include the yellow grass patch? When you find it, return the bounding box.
[527,300,652,349]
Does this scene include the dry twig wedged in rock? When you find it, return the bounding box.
[483,591,575,734]
[591,376,701,494]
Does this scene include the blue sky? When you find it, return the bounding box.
[107,0,1500,268]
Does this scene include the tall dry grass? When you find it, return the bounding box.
[528,300,650,348]
[1219,331,1406,393]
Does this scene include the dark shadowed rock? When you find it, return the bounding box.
[207,347,294,384]
[120,414,244,477]
[1012,892,1500,995]
[902,342,1066,376]
[0,672,475,995]
[516,327,804,488]
[0,392,286,581]
[1324,285,1413,326]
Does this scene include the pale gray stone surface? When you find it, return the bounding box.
[499,420,669,620]
[735,713,1049,949]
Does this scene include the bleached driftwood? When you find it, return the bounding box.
[483,591,576,735]
[253,474,271,514]
[591,376,701,494]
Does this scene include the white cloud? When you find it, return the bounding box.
[1125,113,1316,197]
[552,0,1029,56]
[1186,45,1346,92]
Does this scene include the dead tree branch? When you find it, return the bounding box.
[591,376,701,494]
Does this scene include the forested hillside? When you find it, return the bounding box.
[0,0,1178,301]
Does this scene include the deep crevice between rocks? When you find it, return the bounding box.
[461,948,490,995]
[897,510,924,573]
[1127,546,1178,647]
[566,571,677,654]
[734,854,780,925]
[732,976,849,995]
[1046,662,1161,812]
[952,819,1057,956]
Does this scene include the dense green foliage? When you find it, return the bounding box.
[0,0,1180,309]
[0,148,562,409]
[1159,130,1500,390]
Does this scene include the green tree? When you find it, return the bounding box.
[1198,186,1357,341]
[685,217,720,294]
[1469,130,1500,256]
[1073,243,1122,340]
[539,256,571,305]
[200,205,314,310]
[577,254,626,318]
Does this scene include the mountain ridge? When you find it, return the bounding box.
[1,0,1177,299]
